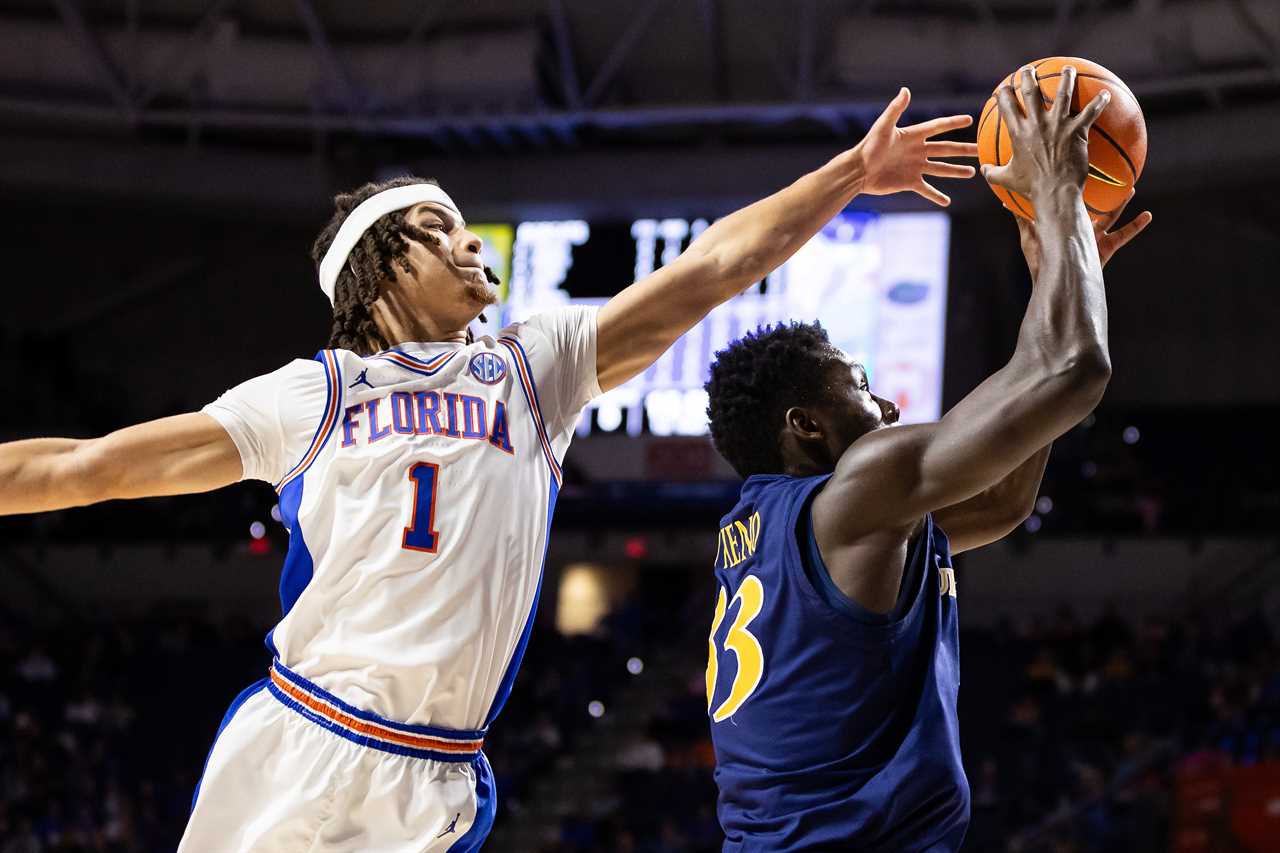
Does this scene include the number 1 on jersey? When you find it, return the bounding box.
[402,462,441,553]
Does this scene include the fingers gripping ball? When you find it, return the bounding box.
[977,57,1147,221]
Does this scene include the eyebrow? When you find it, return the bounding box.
[419,203,465,230]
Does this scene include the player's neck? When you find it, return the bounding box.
[780,441,837,478]
[370,299,469,346]
[783,460,832,478]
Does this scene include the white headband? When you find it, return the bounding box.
[318,183,462,304]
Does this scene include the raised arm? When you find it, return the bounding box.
[0,413,242,516]
[814,66,1119,544]
[594,88,978,391]
[934,190,1153,553]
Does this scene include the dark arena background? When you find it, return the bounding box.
[2,1,1280,851]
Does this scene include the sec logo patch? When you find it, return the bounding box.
[469,352,508,385]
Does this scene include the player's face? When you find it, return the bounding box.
[397,201,498,324]
[819,357,899,457]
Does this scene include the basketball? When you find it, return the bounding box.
[977,57,1147,221]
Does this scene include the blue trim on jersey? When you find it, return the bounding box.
[497,335,562,486]
[190,677,269,812]
[372,350,459,377]
[448,754,497,852]
[276,350,344,492]
[483,472,558,728]
[272,661,487,741]
[265,683,479,762]
[272,474,314,650]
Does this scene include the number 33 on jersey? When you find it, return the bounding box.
[706,575,766,721]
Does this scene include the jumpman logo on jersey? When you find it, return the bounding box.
[436,813,461,838]
[349,368,375,390]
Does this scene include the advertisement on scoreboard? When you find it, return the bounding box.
[483,211,949,437]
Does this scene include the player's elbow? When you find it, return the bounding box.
[1002,494,1038,533]
[686,239,763,299]
[64,438,127,506]
[1053,345,1111,407]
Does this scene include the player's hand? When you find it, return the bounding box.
[855,87,979,207]
[1016,189,1153,278]
[982,65,1110,201]
[1093,191,1153,267]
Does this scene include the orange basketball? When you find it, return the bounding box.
[976,57,1147,221]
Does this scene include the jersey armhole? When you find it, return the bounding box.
[796,491,893,626]
[784,482,925,638]
[274,350,345,493]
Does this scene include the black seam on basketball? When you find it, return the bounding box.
[1025,70,1140,181]
[994,101,1004,165]
[1005,187,1034,219]
[1090,123,1138,181]
[978,100,997,137]
[992,104,1033,218]
[982,73,1016,133]
[1084,201,1114,216]
[1031,71,1140,106]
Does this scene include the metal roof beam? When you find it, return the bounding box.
[547,0,583,109]
[48,0,135,121]
[583,0,668,106]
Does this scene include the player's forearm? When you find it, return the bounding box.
[986,443,1052,518]
[595,147,871,390]
[0,438,96,515]
[1012,185,1111,385]
[681,146,869,301]
[928,443,1050,551]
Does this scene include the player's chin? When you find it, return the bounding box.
[460,277,499,307]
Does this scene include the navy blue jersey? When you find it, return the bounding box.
[707,474,968,852]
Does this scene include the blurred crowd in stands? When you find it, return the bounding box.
[526,589,1280,853]
[3,562,1278,852]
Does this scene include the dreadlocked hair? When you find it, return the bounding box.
[705,321,845,479]
[311,176,500,355]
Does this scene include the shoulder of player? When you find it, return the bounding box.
[247,355,336,391]
[830,422,935,486]
[812,423,936,541]
[498,305,597,342]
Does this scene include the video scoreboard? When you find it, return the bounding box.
[471,211,950,436]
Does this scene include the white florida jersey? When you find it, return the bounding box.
[202,306,600,733]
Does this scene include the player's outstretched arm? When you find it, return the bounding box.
[814,67,1116,546]
[934,192,1152,553]
[594,88,978,391]
[0,413,242,516]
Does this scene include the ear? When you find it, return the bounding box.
[783,406,823,441]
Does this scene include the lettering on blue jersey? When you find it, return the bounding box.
[441,392,462,438]
[716,511,762,569]
[468,352,508,385]
[367,398,392,442]
[489,401,514,454]
[461,397,487,439]
[414,391,443,435]
[341,404,363,448]
[707,575,767,722]
[342,391,516,456]
[390,391,416,435]
[939,565,957,598]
